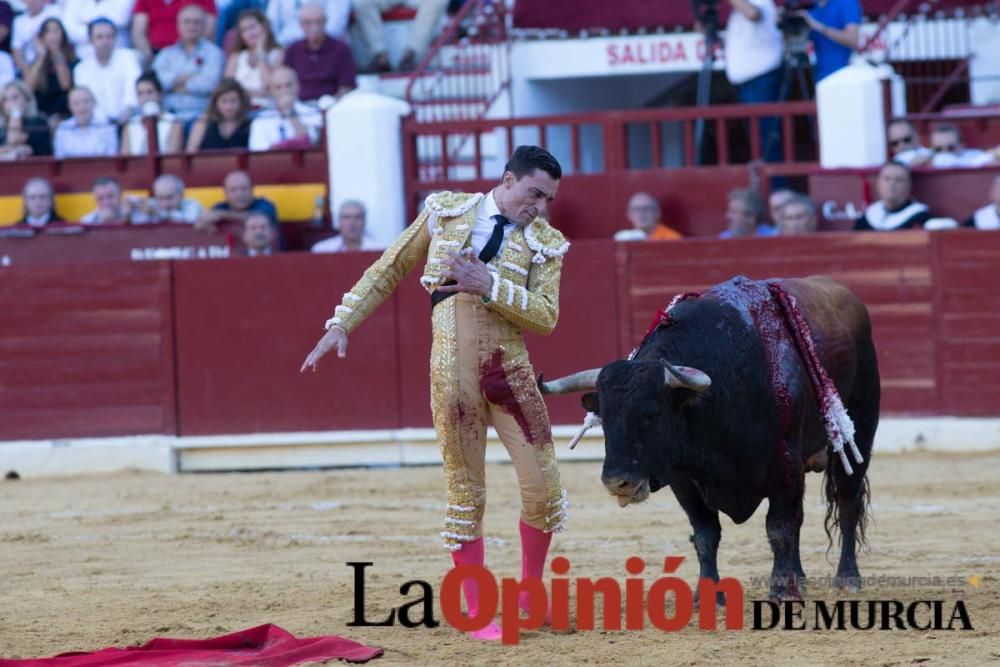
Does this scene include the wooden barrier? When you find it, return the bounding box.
[1,231,998,442]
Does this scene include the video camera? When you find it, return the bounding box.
[778,0,817,54]
[690,0,721,45]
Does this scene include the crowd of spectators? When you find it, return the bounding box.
[0,0,445,164]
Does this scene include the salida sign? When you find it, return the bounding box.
[606,38,722,68]
[348,557,974,645]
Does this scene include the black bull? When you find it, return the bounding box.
[540,276,879,599]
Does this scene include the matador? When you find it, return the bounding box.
[301,146,569,640]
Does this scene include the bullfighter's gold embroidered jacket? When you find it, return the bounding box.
[325,191,570,336]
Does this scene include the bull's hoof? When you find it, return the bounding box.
[693,589,728,610]
[833,573,862,594]
[767,577,804,602]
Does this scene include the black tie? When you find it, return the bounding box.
[478,214,511,263]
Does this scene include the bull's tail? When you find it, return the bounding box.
[823,458,871,556]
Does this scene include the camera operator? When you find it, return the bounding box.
[793,0,860,82]
[723,0,783,160]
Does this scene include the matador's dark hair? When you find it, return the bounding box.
[504,145,562,181]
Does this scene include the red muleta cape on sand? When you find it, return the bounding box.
[0,623,383,666]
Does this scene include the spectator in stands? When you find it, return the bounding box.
[0,80,52,158]
[185,78,251,150]
[0,1,13,54]
[54,86,119,158]
[198,169,278,233]
[216,0,266,46]
[887,118,931,167]
[613,192,682,241]
[72,19,142,124]
[19,177,62,228]
[120,71,184,154]
[311,199,383,252]
[964,173,1000,231]
[0,47,13,89]
[776,194,818,235]
[130,173,204,224]
[63,0,134,54]
[240,210,278,256]
[929,123,999,169]
[153,5,224,122]
[284,2,356,102]
[267,0,350,47]
[353,0,450,73]
[81,175,128,224]
[854,162,931,231]
[248,66,322,151]
[796,0,860,83]
[11,0,59,72]
[132,0,216,62]
[724,0,783,162]
[25,18,77,120]
[720,188,776,238]
[768,188,796,226]
[223,9,282,108]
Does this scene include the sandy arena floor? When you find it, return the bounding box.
[1,451,998,665]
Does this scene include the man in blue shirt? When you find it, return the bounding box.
[200,170,282,247]
[798,0,861,82]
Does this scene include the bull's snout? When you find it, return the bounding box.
[601,473,651,507]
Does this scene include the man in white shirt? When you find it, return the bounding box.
[11,0,60,70]
[130,173,204,224]
[887,119,932,167]
[248,66,323,151]
[72,19,141,123]
[929,123,999,169]
[82,175,128,224]
[311,200,384,253]
[266,0,351,46]
[965,173,1000,231]
[53,87,120,158]
[63,0,135,53]
[724,0,784,161]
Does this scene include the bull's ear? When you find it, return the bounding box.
[581,392,600,415]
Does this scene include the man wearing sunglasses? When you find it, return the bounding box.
[929,123,998,169]
[886,119,931,167]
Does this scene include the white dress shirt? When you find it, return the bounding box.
[53,118,120,158]
[73,49,142,121]
[62,0,136,49]
[311,235,384,253]
[248,101,323,151]
[266,0,352,45]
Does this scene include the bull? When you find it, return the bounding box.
[540,275,878,599]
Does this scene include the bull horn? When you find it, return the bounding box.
[538,368,601,395]
[661,359,711,393]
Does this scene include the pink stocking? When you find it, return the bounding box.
[450,537,502,640]
[519,519,553,623]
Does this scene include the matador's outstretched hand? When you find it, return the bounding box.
[300,325,348,372]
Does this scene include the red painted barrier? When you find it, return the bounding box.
[0,261,176,440]
[2,232,999,442]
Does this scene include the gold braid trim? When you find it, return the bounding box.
[485,219,566,335]
[324,208,432,334]
[430,299,482,550]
